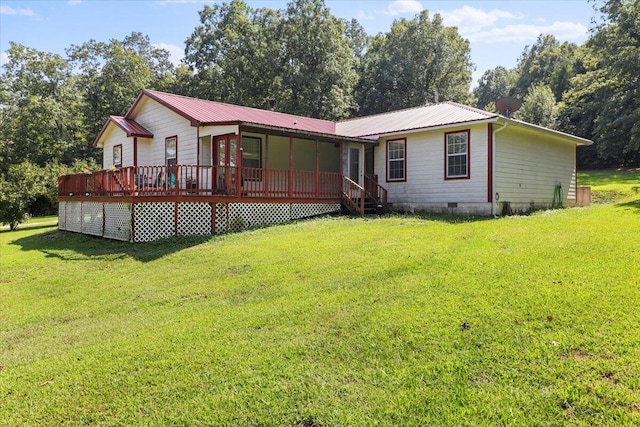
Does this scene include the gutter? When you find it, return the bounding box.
[492,120,508,217]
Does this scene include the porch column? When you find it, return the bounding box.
[315,139,320,197]
[265,134,270,197]
[288,136,294,197]
[133,137,138,167]
[236,130,242,196]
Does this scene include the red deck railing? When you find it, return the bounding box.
[58,165,343,199]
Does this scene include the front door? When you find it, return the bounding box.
[214,134,238,192]
[349,147,361,184]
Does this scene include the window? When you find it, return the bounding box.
[113,145,122,168]
[445,130,470,179]
[165,136,177,166]
[241,136,261,169]
[386,138,406,182]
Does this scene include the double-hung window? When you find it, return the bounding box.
[386,138,406,182]
[445,130,470,179]
[113,145,122,168]
[241,136,261,169]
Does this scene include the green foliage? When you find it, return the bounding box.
[473,66,517,110]
[2,178,640,424]
[356,10,474,115]
[0,161,46,230]
[0,43,87,169]
[184,0,357,120]
[561,0,640,167]
[67,32,175,144]
[515,34,580,101]
[518,84,560,128]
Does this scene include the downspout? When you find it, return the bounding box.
[492,120,508,217]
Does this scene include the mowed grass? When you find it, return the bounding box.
[579,168,640,204]
[2,171,640,426]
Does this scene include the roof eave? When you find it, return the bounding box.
[497,117,593,146]
[238,122,376,144]
[355,117,499,139]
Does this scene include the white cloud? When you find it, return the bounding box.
[67,0,82,5]
[0,5,35,16]
[156,0,208,4]
[468,21,588,43]
[440,6,522,34]
[382,0,423,16]
[356,10,374,21]
[154,43,184,66]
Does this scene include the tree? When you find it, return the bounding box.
[515,34,579,101]
[183,0,357,120]
[356,10,474,116]
[561,0,640,167]
[67,32,175,154]
[518,84,559,128]
[278,0,357,119]
[473,66,517,110]
[0,161,46,230]
[0,43,86,170]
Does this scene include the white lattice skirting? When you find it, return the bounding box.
[58,201,339,242]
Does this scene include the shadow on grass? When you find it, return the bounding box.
[615,198,640,212]
[389,211,494,224]
[11,229,214,263]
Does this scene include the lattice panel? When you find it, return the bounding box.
[133,202,175,242]
[104,203,132,241]
[227,203,291,233]
[214,203,227,234]
[65,202,82,233]
[291,202,340,219]
[178,202,212,236]
[81,202,104,236]
[58,202,66,231]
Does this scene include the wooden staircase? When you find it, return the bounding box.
[341,175,388,216]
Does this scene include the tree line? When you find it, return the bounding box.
[1,0,638,228]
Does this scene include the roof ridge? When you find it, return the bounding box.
[338,103,443,123]
[443,101,498,117]
[143,89,335,125]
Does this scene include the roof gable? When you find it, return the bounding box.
[93,116,153,147]
[130,89,337,136]
[336,102,499,137]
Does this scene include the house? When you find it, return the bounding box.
[57,89,592,242]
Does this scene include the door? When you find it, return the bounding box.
[214,134,238,192]
[349,147,361,184]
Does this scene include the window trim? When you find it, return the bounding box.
[444,129,471,180]
[113,144,122,169]
[386,138,407,182]
[165,135,178,166]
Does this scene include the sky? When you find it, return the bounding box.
[1,0,597,87]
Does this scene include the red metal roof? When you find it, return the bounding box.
[136,90,337,135]
[93,116,153,146]
[110,116,153,137]
[336,102,499,137]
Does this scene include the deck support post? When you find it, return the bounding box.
[288,136,294,197]
[265,134,270,197]
[315,139,320,197]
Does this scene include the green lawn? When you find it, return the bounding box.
[579,168,640,204]
[2,171,640,426]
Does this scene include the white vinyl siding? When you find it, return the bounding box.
[495,126,577,205]
[101,127,130,169]
[133,97,197,166]
[375,124,490,209]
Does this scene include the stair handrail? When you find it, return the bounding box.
[342,176,365,216]
[364,174,388,213]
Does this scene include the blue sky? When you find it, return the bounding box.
[1,0,597,87]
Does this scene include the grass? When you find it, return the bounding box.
[2,170,640,426]
[579,168,640,204]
